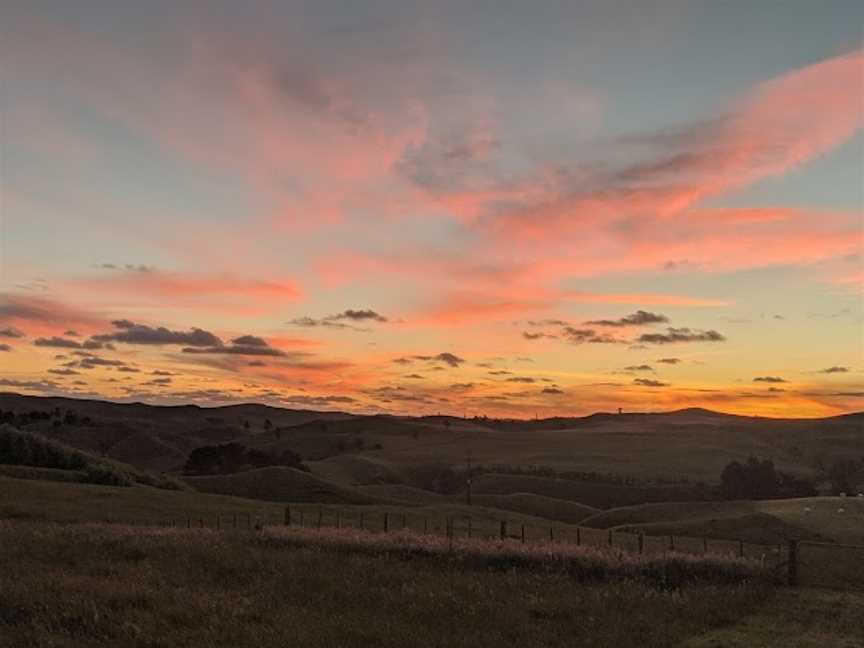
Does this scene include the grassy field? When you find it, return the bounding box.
[0,521,774,648]
[0,476,589,538]
[184,466,393,505]
[0,521,860,648]
[470,492,600,524]
[581,497,864,545]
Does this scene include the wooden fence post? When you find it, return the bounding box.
[788,540,799,587]
[576,528,581,546]
[186,517,191,529]
[549,527,554,543]
[608,530,613,547]
[521,524,526,544]
[384,513,389,533]
[500,520,506,540]
[299,510,304,527]
[638,534,644,554]
[336,512,341,529]
[424,517,428,533]
[669,535,675,551]
[703,537,708,553]
[233,514,237,529]
[284,506,291,526]
[317,507,322,530]
[360,512,364,530]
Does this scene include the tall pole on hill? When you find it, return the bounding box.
[466,448,473,506]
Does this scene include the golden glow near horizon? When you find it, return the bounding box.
[1,4,862,418]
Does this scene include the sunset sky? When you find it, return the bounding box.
[1,1,862,418]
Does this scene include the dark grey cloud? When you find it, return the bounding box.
[488,370,512,375]
[116,366,141,373]
[541,387,564,394]
[637,328,725,344]
[92,320,222,346]
[330,309,388,322]
[144,377,173,386]
[280,394,356,407]
[506,376,536,383]
[182,335,285,357]
[623,364,654,372]
[586,310,669,327]
[0,327,24,338]
[633,378,668,387]
[34,336,81,349]
[151,370,175,376]
[522,331,557,340]
[405,352,465,367]
[0,378,59,390]
[78,355,127,368]
[48,368,80,376]
[288,309,387,330]
[232,335,268,347]
[818,366,849,374]
[526,319,569,327]
[288,316,353,330]
[656,357,681,364]
[562,327,621,344]
[753,376,786,383]
[98,263,155,273]
[404,373,425,379]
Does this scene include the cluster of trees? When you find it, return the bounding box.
[183,443,307,475]
[0,409,93,427]
[824,457,864,495]
[719,457,816,500]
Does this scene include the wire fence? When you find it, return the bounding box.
[150,506,844,581]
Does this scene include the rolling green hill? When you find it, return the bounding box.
[470,493,600,524]
[184,467,390,505]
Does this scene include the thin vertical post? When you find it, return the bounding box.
[284,506,291,526]
[638,534,644,554]
[233,514,237,529]
[299,510,304,527]
[788,540,799,587]
[384,513,389,533]
[360,512,364,530]
[669,535,674,551]
[576,527,581,546]
[424,517,428,533]
[317,506,322,530]
[521,524,526,544]
[336,512,341,529]
[608,529,613,546]
[703,537,708,553]
[549,527,554,543]
[500,520,506,540]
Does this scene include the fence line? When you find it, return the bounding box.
[153,506,790,566]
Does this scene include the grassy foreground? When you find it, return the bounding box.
[0,521,772,648]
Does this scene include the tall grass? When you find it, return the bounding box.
[0,521,773,648]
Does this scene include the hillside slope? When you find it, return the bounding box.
[184,467,392,505]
